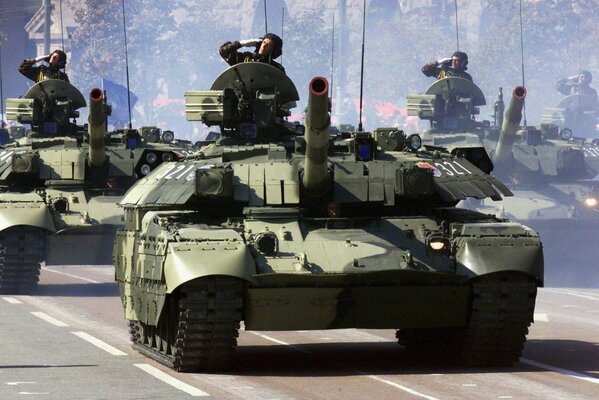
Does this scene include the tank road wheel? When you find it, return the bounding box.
[0,227,47,294]
[130,276,244,372]
[459,272,537,367]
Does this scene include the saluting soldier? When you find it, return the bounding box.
[556,70,598,100]
[421,51,472,82]
[219,33,285,73]
[19,49,70,83]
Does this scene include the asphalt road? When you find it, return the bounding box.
[1,265,598,400]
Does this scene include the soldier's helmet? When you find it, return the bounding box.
[52,49,67,69]
[263,33,283,59]
[453,51,469,70]
[580,70,592,84]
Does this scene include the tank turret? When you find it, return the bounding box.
[493,86,527,164]
[301,77,330,197]
[87,88,107,168]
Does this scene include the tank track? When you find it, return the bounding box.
[130,276,244,372]
[0,227,46,294]
[397,272,537,367]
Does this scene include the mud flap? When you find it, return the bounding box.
[45,225,119,265]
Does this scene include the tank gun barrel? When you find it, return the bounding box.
[302,77,331,197]
[493,86,527,164]
[88,88,106,168]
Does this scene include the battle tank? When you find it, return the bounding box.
[408,78,599,287]
[114,63,543,371]
[0,79,187,293]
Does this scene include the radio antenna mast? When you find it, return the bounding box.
[518,0,527,126]
[358,0,366,132]
[121,0,133,129]
[454,0,460,50]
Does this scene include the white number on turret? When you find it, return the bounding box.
[433,161,473,176]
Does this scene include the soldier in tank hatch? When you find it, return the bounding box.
[422,51,472,81]
[219,33,285,73]
[556,70,598,100]
[19,49,70,83]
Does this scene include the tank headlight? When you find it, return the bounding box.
[162,153,174,162]
[559,128,573,140]
[145,152,158,164]
[161,130,174,143]
[425,233,450,254]
[140,164,152,175]
[428,238,449,252]
[584,196,598,208]
[407,134,422,151]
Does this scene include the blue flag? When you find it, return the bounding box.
[101,77,138,127]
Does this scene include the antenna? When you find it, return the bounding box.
[59,0,65,50]
[281,7,284,65]
[454,0,460,50]
[121,0,133,129]
[330,14,335,102]
[518,0,527,125]
[264,0,268,34]
[576,14,582,71]
[358,0,366,132]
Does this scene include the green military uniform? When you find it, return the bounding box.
[219,40,285,73]
[19,59,69,83]
[421,61,472,81]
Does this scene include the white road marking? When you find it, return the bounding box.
[2,297,22,304]
[253,332,439,399]
[18,392,49,395]
[543,289,599,301]
[534,313,549,322]
[41,267,100,283]
[364,374,440,400]
[249,332,311,354]
[30,311,68,327]
[134,363,210,397]
[71,331,127,356]
[521,358,599,385]
[6,382,36,385]
[462,383,477,387]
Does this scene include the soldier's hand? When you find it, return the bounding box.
[239,38,262,47]
[34,54,50,63]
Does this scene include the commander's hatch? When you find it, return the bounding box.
[407,77,486,130]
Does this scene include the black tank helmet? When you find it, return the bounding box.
[52,49,67,69]
[263,33,283,59]
[452,51,468,70]
[580,69,592,84]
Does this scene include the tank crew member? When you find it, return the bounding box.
[219,33,285,73]
[556,70,598,100]
[19,49,70,83]
[422,51,472,81]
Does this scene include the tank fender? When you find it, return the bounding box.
[453,222,544,284]
[0,203,56,232]
[164,229,256,293]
